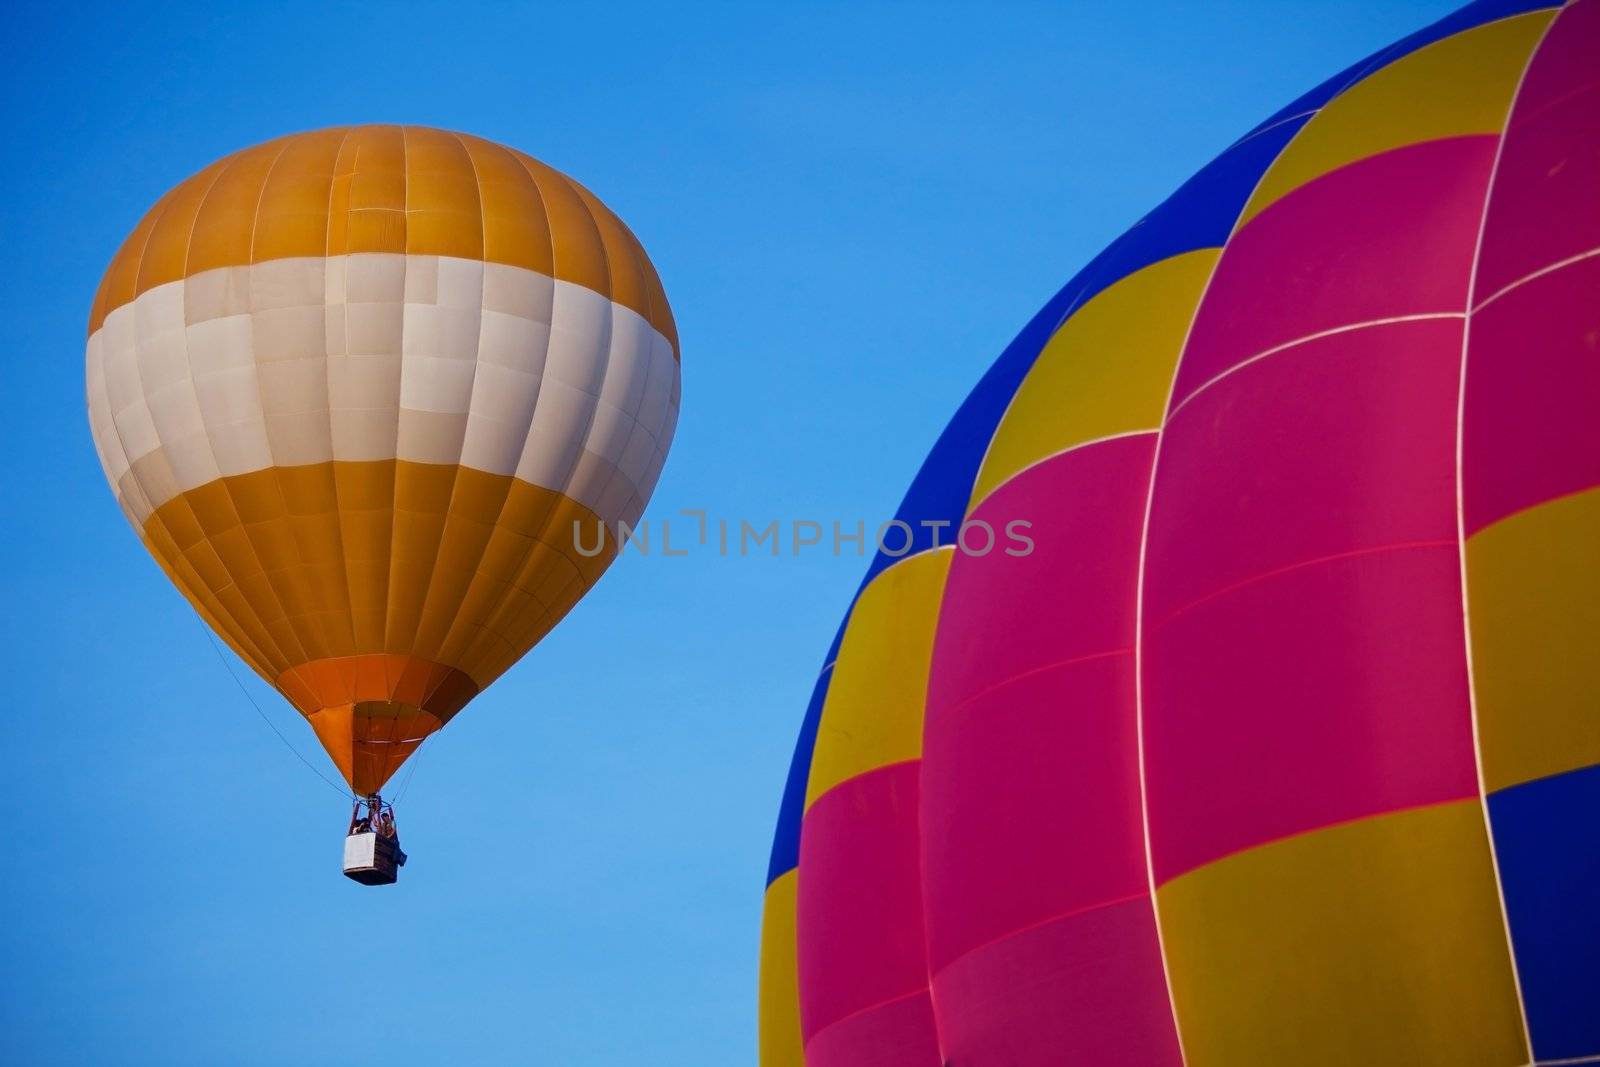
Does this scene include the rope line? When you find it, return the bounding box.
[393,734,430,806]
[197,621,353,800]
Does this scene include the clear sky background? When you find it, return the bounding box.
[1,2,1464,1063]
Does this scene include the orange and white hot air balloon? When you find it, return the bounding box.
[85,125,679,811]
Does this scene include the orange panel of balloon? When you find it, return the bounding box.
[86,127,678,807]
[760,2,1597,1065]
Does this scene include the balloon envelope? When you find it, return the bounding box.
[87,126,679,795]
[760,2,1598,1065]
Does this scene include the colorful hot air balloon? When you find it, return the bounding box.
[760,1,1597,1064]
[87,126,679,801]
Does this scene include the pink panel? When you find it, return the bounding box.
[1142,545,1479,884]
[1169,137,1494,409]
[803,989,942,1067]
[928,433,1155,715]
[921,654,1146,974]
[931,895,1181,1067]
[796,762,932,1048]
[1474,0,1600,299]
[1464,255,1600,533]
[1145,318,1462,626]
[920,436,1164,1061]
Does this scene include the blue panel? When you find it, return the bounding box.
[1489,763,1600,1061]
[765,664,836,885]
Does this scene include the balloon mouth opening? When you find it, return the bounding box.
[277,653,478,794]
[307,702,447,796]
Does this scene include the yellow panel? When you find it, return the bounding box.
[137,159,227,291]
[335,461,395,651]
[136,458,622,790]
[1468,487,1600,793]
[1238,10,1554,226]
[461,133,555,278]
[511,150,611,306]
[144,516,279,672]
[385,462,455,655]
[345,127,406,212]
[571,180,650,335]
[88,126,678,351]
[412,483,504,658]
[140,461,611,692]
[459,484,615,683]
[970,249,1218,509]
[758,871,805,1067]
[253,127,345,262]
[92,184,176,336]
[1158,800,1527,1067]
[327,125,403,258]
[804,548,952,807]
[404,127,483,261]
[187,141,285,276]
[275,464,357,660]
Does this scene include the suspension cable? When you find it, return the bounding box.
[197,621,353,800]
[393,734,431,806]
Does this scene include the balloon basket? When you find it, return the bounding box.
[343,831,400,886]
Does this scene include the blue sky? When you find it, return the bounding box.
[0,2,1463,1062]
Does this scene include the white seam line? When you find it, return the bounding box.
[970,429,1159,512]
[860,538,956,583]
[237,140,307,666]
[1473,246,1600,312]
[1132,251,1221,1067]
[1227,108,1319,150]
[410,132,496,659]
[1225,6,1559,239]
[383,124,412,672]
[1456,10,1561,1056]
[1131,69,1338,1059]
[1226,87,1320,242]
[1165,313,1465,422]
[1133,385,1189,1066]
